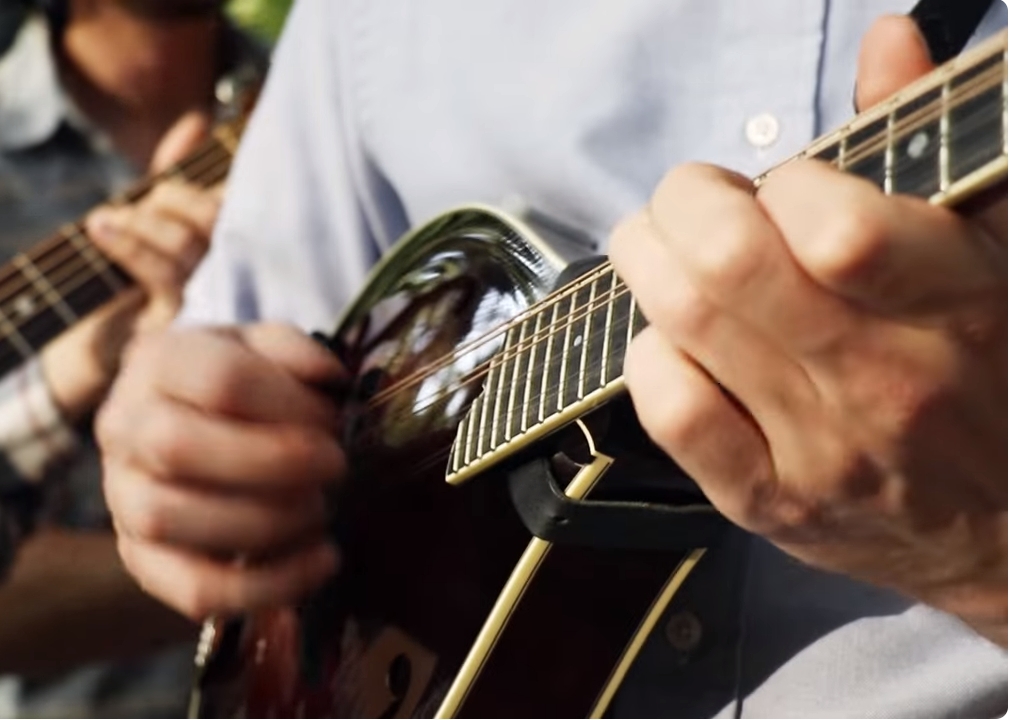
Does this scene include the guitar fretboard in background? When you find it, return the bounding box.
[0,133,235,378]
[448,31,1008,484]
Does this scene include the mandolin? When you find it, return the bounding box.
[191,30,1008,718]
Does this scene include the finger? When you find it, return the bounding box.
[239,322,348,389]
[759,160,1005,316]
[106,463,329,555]
[88,205,206,289]
[144,180,222,240]
[149,110,212,174]
[856,15,935,112]
[99,390,345,490]
[118,536,338,620]
[128,328,342,427]
[609,211,816,429]
[643,166,852,355]
[86,207,186,301]
[624,327,780,533]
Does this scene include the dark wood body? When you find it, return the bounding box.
[191,207,700,718]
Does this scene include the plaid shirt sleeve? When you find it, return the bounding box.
[0,358,78,578]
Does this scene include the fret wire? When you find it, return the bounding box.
[476,358,496,457]
[489,326,513,449]
[13,255,77,326]
[463,393,479,465]
[538,303,560,423]
[601,271,616,387]
[940,80,952,191]
[67,230,124,292]
[521,312,542,432]
[884,111,896,195]
[0,307,34,359]
[837,135,847,171]
[504,321,526,440]
[557,292,577,412]
[625,296,637,371]
[577,273,597,399]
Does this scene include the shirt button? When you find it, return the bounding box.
[664,610,703,653]
[745,113,781,149]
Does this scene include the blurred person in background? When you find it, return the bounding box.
[0,0,268,715]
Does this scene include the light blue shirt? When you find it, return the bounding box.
[185,1,1009,716]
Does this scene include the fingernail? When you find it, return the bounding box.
[88,211,118,240]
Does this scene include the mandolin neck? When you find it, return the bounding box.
[446,29,1008,485]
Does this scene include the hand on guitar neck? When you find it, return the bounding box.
[41,110,222,424]
[611,16,1007,647]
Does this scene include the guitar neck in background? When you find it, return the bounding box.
[446,29,1009,485]
[0,125,240,379]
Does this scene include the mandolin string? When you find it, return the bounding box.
[375,289,632,414]
[361,59,1001,409]
[0,151,234,343]
[366,261,618,405]
[367,84,1006,436]
[0,139,232,309]
[824,61,1004,170]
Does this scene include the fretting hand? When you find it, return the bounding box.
[41,111,221,423]
[610,16,1007,646]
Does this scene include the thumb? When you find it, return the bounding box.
[855,15,935,112]
[149,110,212,175]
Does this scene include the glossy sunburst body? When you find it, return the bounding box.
[189,206,707,718]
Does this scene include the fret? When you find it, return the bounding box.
[812,141,841,167]
[522,311,544,432]
[837,135,848,171]
[463,391,480,465]
[884,112,896,195]
[67,229,126,292]
[846,116,888,190]
[624,295,637,373]
[555,293,575,411]
[504,320,528,440]
[489,326,514,449]
[600,270,617,387]
[605,286,633,383]
[940,81,952,191]
[476,357,499,457]
[948,55,1005,184]
[538,302,561,423]
[576,276,597,400]
[13,255,77,326]
[0,308,34,361]
[892,86,942,198]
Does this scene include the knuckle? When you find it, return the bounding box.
[807,207,889,289]
[652,282,712,340]
[693,213,767,294]
[141,405,193,475]
[127,492,171,544]
[193,353,249,415]
[273,425,344,480]
[175,578,217,621]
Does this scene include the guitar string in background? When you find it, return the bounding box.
[0,50,1002,412]
[0,142,233,369]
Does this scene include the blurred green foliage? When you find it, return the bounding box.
[227,0,294,44]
